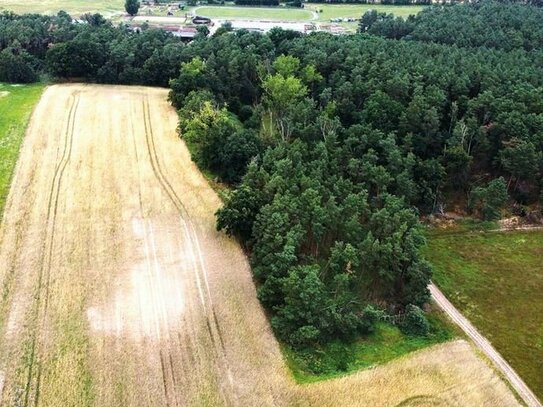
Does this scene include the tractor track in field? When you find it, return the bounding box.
[142,94,237,406]
[24,93,80,407]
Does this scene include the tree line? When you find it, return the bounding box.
[0,12,187,85]
[360,0,543,51]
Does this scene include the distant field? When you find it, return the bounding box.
[424,229,543,400]
[194,4,423,22]
[309,4,425,20]
[0,83,44,217]
[0,0,122,15]
[0,1,423,20]
[195,6,313,21]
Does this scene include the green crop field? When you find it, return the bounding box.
[194,6,313,21]
[424,228,543,400]
[0,0,123,15]
[0,83,45,216]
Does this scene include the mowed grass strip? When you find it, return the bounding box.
[0,0,122,15]
[195,6,313,21]
[423,229,543,400]
[0,83,45,217]
[309,4,425,20]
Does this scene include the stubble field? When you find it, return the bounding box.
[0,84,520,406]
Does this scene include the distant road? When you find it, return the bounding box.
[430,283,542,407]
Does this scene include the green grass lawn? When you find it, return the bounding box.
[0,0,123,16]
[0,0,423,21]
[194,6,313,21]
[423,229,543,400]
[309,4,425,20]
[193,4,423,23]
[0,83,45,217]
[283,309,457,383]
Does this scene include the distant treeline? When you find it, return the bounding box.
[0,12,186,85]
[307,0,433,4]
[360,0,543,50]
[307,0,543,4]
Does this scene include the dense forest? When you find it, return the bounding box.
[1,1,542,348]
[361,1,543,50]
[169,2,543,346]
[0,12,186,85]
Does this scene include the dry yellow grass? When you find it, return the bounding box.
[0,84,520,406]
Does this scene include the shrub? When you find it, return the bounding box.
[360,305,382,334]
[399,304,430,336]
[0,48,37,83]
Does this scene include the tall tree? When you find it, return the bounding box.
[125,0,140,16]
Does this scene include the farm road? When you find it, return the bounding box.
[430,283,542,407]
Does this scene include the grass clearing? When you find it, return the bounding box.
[309,4,425,20]
[283,309,458,384]
[194,4,423,23]
[424,228,543,400]
[0,0,123,15]
[0,83,44,218]
[195,6,313,21]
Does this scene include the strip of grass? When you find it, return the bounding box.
[0,0,122,16]
[423,229,543,400]
[283,309,457,384]
[195,6,313,21]
[309,4,425,20]
[0,83,45,218]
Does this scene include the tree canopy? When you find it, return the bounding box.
[166,5,543,345]
[3,2,543,347]
[125,0,140,16]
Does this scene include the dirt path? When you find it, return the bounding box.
[0,84,522,406]
[430,283,542,407]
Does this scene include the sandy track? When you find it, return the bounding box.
[0,84,521,406]
[430,284,542,407]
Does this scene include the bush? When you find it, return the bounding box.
[0,48,37,83]
[399,304,430,336]
[468,177,508,221]
[291,342,355,375]
[359,305,382,334]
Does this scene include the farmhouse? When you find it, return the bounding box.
[175,26,198,40]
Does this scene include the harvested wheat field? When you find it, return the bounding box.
[0,84,520,406]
